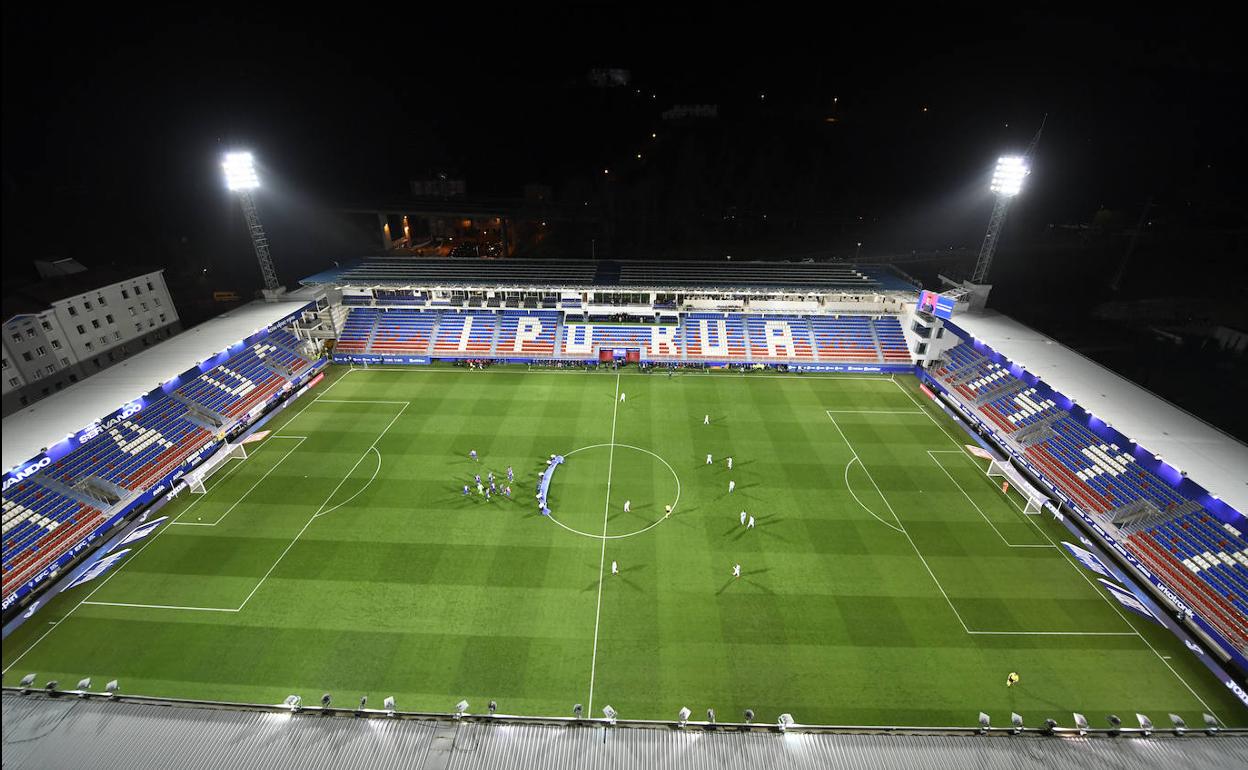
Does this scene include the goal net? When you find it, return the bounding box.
[987,459,1050,515]
[184,442,248,494]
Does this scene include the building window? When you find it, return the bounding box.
[22,351,33,362]
[8,377,19,388]
[99,336,108,345]
[10,333,20,344]
[147,281,154,291]
[148,320,155,328]
[46,364,55,374]
[159,313,167,323]
[154,298,162,307]
[141,302,148,311]
[68,305,78,316]
[122,289,130,299]
[129,307,136,317]
[92,319,101,329]
[51,339,61,350]
[84,300,92,310]
[113,331,121,340]
[84,341,93,351]
[98,295,107,306]
[61,357,70,367]
[105,314,114,324]
[77,324,86,334]
[25,328,37,339]
[32,369,43,380]
[35,345,46,356]
[42,320,52,330]
[134,285,143,295]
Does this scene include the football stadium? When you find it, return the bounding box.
[4,251,1248,766]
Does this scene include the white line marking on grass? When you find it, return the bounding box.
[843,458,905,533]
[587,372,620,716]
[966,630,1137,636]
[235,405,407,611]
[544,443,680,540]
[889,375,1221,718]
[81,601,238,612]
[825,409,923,414]
[314,399,411,404]
[926,450,1054,549]
[338,366,898,381]
[315,447,381,519]
[171,437,306,526]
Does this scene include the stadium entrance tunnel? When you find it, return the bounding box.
[545,443,681,539]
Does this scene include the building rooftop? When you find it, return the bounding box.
[953,309,1248,517]
[2,299,308,472]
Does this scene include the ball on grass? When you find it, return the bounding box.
[197,517,202,521]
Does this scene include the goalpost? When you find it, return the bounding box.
[986,459,1050,515]
[184,442,248,494]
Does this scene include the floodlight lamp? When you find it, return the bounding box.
[1169,713,1186,734]
[990,156,1028,197]
[1203,713,1219,735]
[223,152,260,191]
[19,673,37,692]
[488,700,497,715]
[358,695,368,712]
[1107,714,1122,736]
[777,713,795,732]
[707,708,716,724]
[678,706,691,725]
[978,712,990,734]
[105,680,119,696]
[284,695,302,712]
[602,705,617,723]
[45,680,59,694]
[573,703,583,718]
[383,696,396,715]
[744,708,755,724]
[1073,713,1089,735]
[1136,713,1153,736]
[76,678,92,695]
[1010,712,1023,734]
[1043,718,1058,736]
[455,699,469,716]
[321,693,332,708]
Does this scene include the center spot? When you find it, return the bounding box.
[547,444,681,539]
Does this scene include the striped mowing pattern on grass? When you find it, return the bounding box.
[3,366,1244,728]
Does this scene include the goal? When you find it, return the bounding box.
[184,442,248,494]
[986,459,1050,515]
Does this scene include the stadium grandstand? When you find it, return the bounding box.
[3,258,1245,767]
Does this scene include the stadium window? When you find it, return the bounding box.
[84,341,93,351]
[76,324,85,335]
[84,300,92,310]
[60,357,70,367]
[22,351,33,362]
[147,281,154,291]
[99,336,108,345]
[92,319,101,329]
[51,339,61,349]
[25,328,36,339]
[936,327,945,338]
[141,302,148,311]
[135,285,142,295]
[32,368,43,380]
[46,364,55,374]
[98,295,107,306]
[41,320,52,330]
[122,289,129,299]
[35,345,46,356]
[9,333,20,343]
[68,305,78,316]
[159,313,166,323]
[9,377,19,388]
[106,314,114,324]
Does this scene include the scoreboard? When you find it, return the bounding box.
[917,290,956,320]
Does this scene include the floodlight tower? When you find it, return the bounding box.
[970,156,1029,284]
[222,152,281,293]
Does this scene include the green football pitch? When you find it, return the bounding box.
[4,365,1244,727]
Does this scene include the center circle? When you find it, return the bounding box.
[545,443,681,539]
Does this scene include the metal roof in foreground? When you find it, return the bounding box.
[4,694,1246,770]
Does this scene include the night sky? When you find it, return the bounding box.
[3,8,1243,291]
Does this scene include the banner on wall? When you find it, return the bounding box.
[113,517,168,549]
[1099,579,1162,624]
[1061,541,1114,578]
[64,549,131,590]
